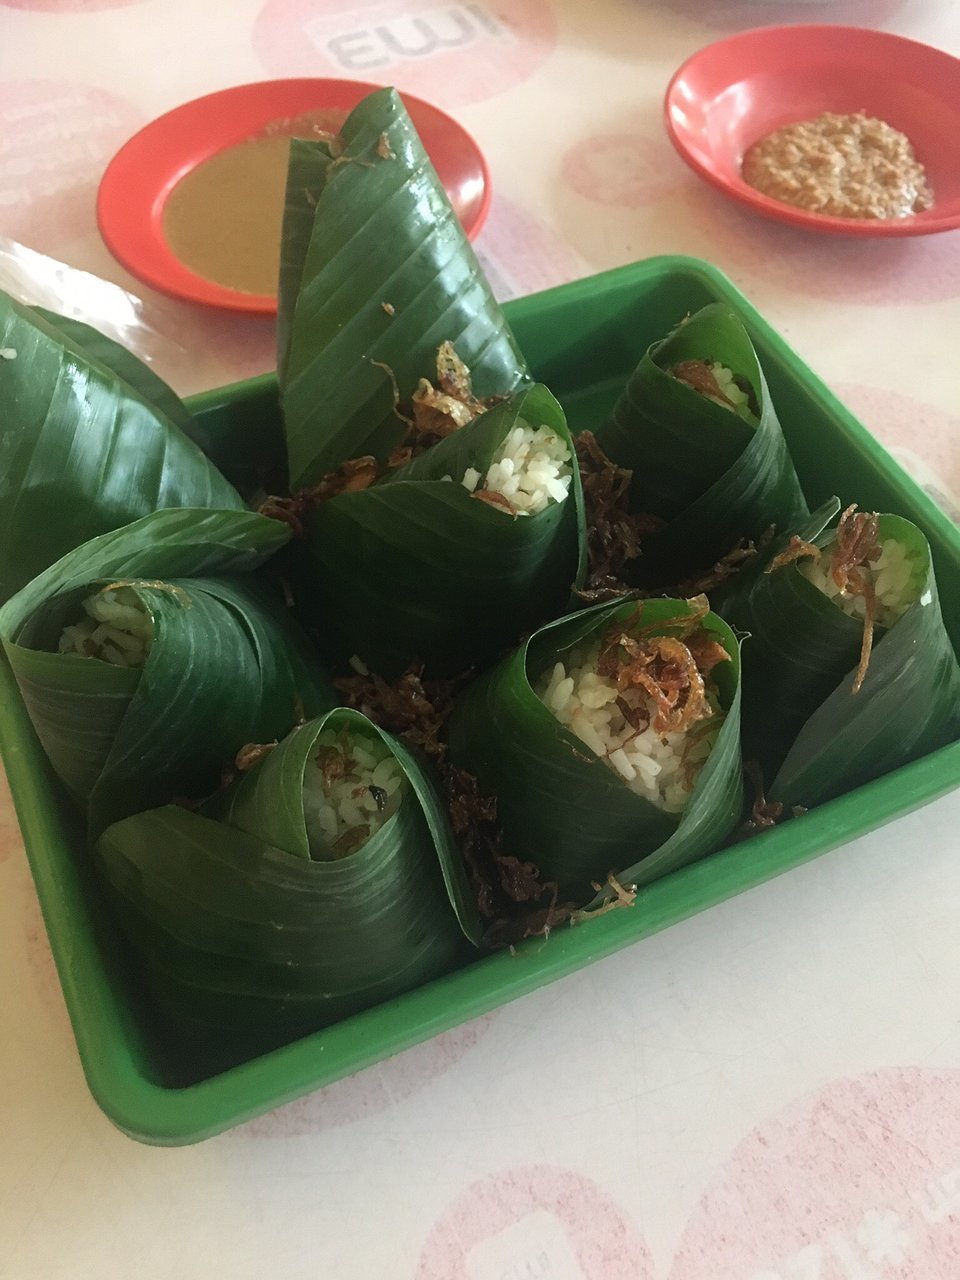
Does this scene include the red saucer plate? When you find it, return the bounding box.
[97,78,492,313]
[664,26,960,237]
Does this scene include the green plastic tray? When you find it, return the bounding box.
[3,255,959,1145]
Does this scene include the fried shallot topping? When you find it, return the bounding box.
[766,534,820,573]
[831,505,882,594]
[258,456,381,536]
[595,605,729,735]
[768,506,883,694]
[471,489,519,515]
[408,341,492,449]
[573,430,661,602]
[234,740,279,772]
[831,505,882,694]
[313,742,351,787]
[738,760,807,838]
[678,529,773,597]
[671,359,737,407]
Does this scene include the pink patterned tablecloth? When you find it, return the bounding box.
[2,4,959,1278]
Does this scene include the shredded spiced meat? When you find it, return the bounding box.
[574,431,660,601]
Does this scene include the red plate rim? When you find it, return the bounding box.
[96,78,492,314]
[663,25,960,239]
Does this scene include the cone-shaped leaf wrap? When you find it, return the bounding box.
[724,512,960,808]
[278,87,528,487]
[0,508,335,839]
[593,303,808,585]
[447,597,743,904]
[95,709,478,1049]
[299,384,586,677]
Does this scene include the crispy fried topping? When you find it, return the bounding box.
[573,430,660,602]
[766,534,821,573]
[314,743,351,788]
[369,358,415,427]
[569,872,638,924]
[234,740,278,772]
[335,662,456,759]
[595,604,729,735]
[831,505,882,694]
[436,340,474,400]
[386,446,412,470]
[258,456,382,535]
[376,132,394,160]
[739,759,784,835]
[260,342,510,533]
[671,359,737,407]
[408,342,490,449]
[334,825,371,857]
[679,529,773,596]
[471,489,519,516]
[831,505,882,593]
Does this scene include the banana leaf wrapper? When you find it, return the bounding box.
[278,86,528,488]
[95,710,480,1048]
[0,508,335,840]
[592,303,808,585]
[27,306,286,499]
[0,292,244,603]
[446,597,743,905]
[725,514,960,809]
[299,384,586,677]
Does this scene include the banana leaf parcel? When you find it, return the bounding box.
[0,508,335,840]
[95,709,481,1054]
[277,86,529,488]
[726,507,960,809]
[299,383,586,677]
[447,596,743,904]
[592,302,808,586]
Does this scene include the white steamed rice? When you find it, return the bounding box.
[58,586,152,667]
[457,419,572,515]
[303,729,405,857]
[801,537,915,628]
[708,363,749,411]
[535,642,715,813]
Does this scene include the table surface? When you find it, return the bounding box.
[2,3,960,1278]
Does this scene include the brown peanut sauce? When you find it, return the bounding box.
[163,108,346,296]
[741,111,933,220]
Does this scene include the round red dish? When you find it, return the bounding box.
[664,26,960,237]
[97,79,492,313]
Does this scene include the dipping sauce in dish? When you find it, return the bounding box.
[741,111,934,220]
[162,109,345,295]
